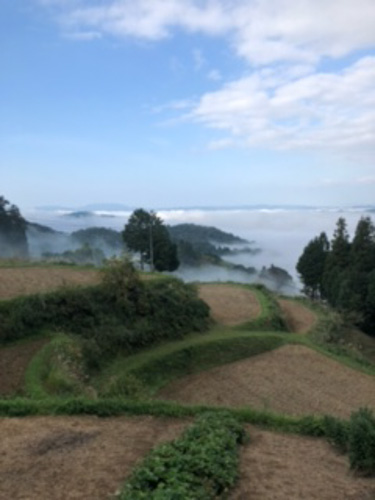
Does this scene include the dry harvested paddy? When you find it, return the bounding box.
[0,267,100,300]
[278,298,317,333]
[158,344,375,419]
[231,426,375,500]
[198,284,261,326]
[0,338,48,396]
[0,415,187,500]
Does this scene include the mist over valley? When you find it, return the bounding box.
[22,205,372,295]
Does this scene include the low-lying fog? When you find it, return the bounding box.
[25,206,370,294]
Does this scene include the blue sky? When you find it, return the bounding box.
[1,0,375,210]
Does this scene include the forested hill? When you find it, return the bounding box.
[167,223,248,245]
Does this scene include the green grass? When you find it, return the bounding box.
[25,334,89,399]
[0,394,347,439]
[93,328,292,397]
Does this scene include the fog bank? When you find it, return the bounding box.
[25,206,370,291]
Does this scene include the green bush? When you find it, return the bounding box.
[322,415,349,452]
[348,408,375,475]
[119,412,247,499]
[0,264,209,368]
[100,373,147,399]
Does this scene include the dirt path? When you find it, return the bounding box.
[0,415,187,500]
[198,284,261,326]
[231,426,375,500]
[0,268,100,300]
[0,338,49,396]
[278,298,317,333]
[157,344,375,419]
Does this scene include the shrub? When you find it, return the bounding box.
[100,373,147,399]
[348,407,375,475]
[0,264,210,371]
[323,415,349,452]
[119,412,247,499]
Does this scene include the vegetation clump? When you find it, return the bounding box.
[0,260,209,372]
[120,412,247,499]
[348,407,375,475]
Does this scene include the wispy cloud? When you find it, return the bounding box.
[188,57,375,154]
[41,0,375,63]
[37,0,375,158]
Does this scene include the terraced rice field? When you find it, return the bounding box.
[0,416,187,500]
[1,275,375,498]
[0,338,49,396]
[158,344,375,419]
[0,267,100,300]
[278,298,317,333]
[230,426,375,499]
[198,284,261,325]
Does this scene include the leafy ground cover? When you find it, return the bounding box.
[120,412,247,499]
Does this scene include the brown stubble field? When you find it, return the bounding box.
[157,344,375,419]
[230,426,375,500]
[278,297,317,333]
[0,416,188,500]
[0,267,100,300]
[198,283,261,325]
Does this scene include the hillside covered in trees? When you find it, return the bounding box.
[297,216,375,335]
[0,196,28,259]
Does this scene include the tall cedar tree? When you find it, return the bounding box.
[296,232,329,299]
[122,209,179,272]
[337,217,375,331]
[322,217,351,306]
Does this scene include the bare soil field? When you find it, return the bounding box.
[0,338,48,396]
[0,267,100,300]
[198,284,261,326]
[0,415,187,500]
[158,344,375,419]
[231,426,375,500]
[278,298,317,333]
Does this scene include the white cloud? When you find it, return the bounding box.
[188,56,375,154]
[61,0,228,41]
[43,0,375,65]
[37,0,375,159]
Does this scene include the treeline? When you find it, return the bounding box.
[0,196,28,258]
[297,216,375,335]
